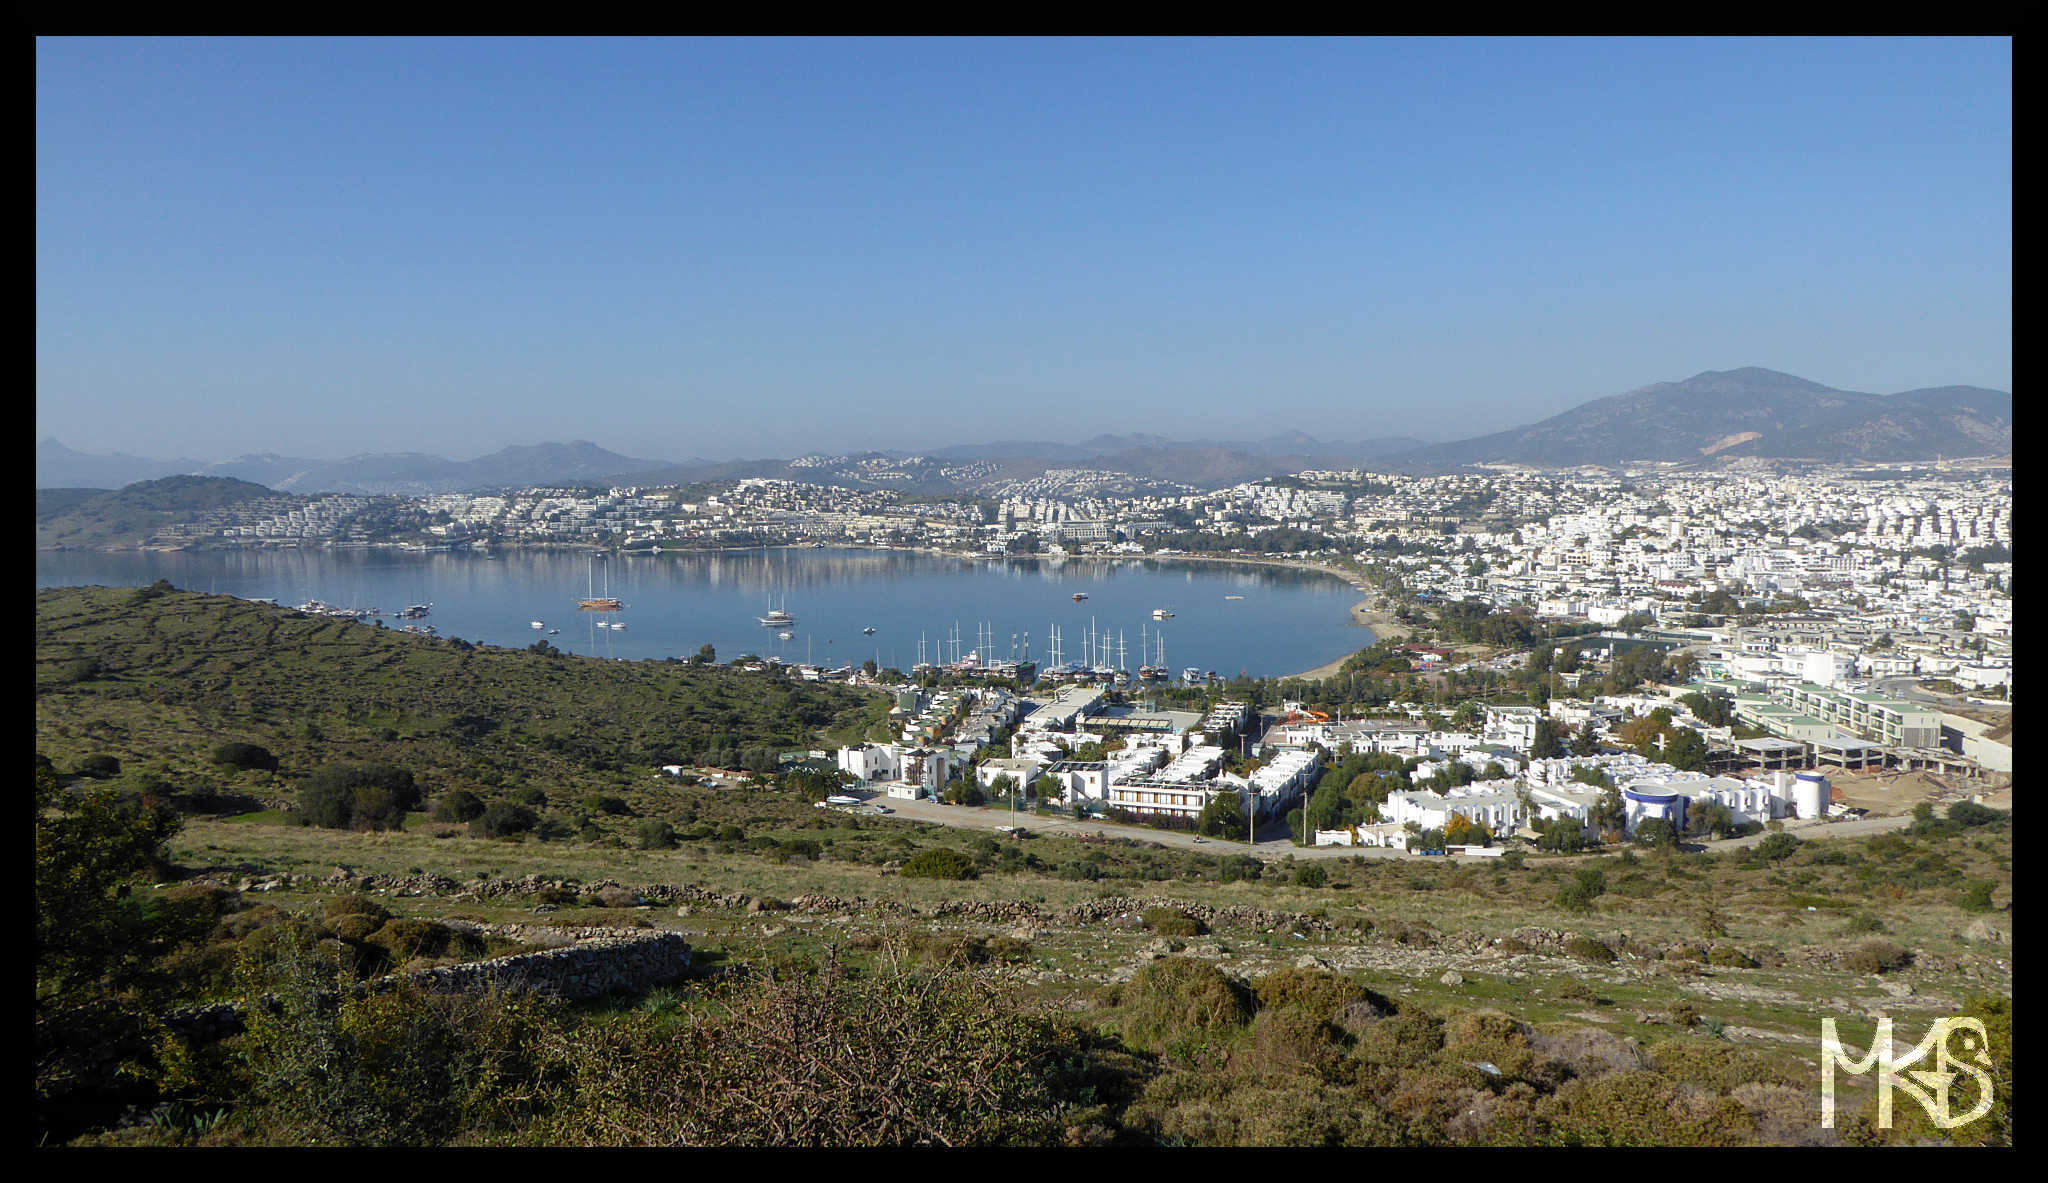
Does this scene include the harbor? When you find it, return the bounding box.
[36,546,1370,680]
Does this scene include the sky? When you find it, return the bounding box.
[37,37,2011,464]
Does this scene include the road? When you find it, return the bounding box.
[849,793,1419,860]
[849,793,1932,860]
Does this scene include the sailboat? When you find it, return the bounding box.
[577,553,623,611]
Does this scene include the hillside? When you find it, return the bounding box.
[35,585,889,806]
[1394,368,2011,468]
[36,475,284,550]
[34,584,2013,1147]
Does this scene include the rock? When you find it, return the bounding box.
[1295,955,1331,970]
[1879,979,1915,998]
[675,906,693,918]
[1964,918,2006,945]
[1440,970,1465,987]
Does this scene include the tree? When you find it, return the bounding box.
[1632,817,1679,847]
[1589,786,1626,837]
[1197,790,1247,839]
[35,759,181,994]
[1530,717,1563,759]
[1571,720,1600,756]
[692,644,716,666]
[1663,728,1709,773]
[297,763,422,831]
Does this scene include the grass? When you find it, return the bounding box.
[41,584,2013,1146]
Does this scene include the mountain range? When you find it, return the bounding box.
[38,368,2010,495]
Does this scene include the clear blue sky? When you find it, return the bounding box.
[37,36,2011,463]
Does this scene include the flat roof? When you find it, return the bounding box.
[1735,737,1809,751]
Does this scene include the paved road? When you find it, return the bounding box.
[850,793,1936,861]
[1699,813,1916,849]
[847,793,1419,860]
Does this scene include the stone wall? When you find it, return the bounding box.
[164,930,693,1044]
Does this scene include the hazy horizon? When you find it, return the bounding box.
[38,38,2011,462]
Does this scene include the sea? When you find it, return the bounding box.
[34,546,1374,679]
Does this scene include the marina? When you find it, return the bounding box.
[35,546,1370,679]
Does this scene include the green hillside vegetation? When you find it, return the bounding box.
[36,585,889,816]
[35,584,2013,1146]
[37,475,280,549]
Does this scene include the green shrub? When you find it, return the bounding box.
[471,802,538,839]
[322,893,393,924]
[636,820,678,850]
[365,918,457,960]
[1142,907,1207,937]
[1840,913,1886,936]
[330,913,386,943]
[1706,946,1759,969]
[431,790,486,823]
[582,795,632,816]
[1754,832,1802,861]
[212,742,279,772]
[74,754,123,779]
[1564,936,1616,964]
[1252,967,1377,1020]
[1112,957,1254,1051]
[899,848,978,880]
[1293,864,1328,888]
[297,764,421,831]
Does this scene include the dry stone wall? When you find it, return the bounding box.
[164,930,692,1044]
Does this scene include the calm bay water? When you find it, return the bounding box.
[35,547,1372,679]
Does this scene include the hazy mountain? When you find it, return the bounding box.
[1390,368,2011,468]
[37,439,207,490]
[38,440,681,496]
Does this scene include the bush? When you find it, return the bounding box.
[532,963,1100,1146]
[297,764,421,831]
[1253,967,1381,1022]
[1142,907,1207,938]
[471,802,539,839]
[322,893,393,924]
[1947,801,2006,829]
[430,790,486,823]
[1754,832,1802,862]
[583,795,632,816]
[1293,864,1328,888]
[74,754,123,779]
[1958,880,1996,912]
[636,820,678,850]
[212,742,279,772]
[1112,957,1254,1051]
[1564,936,1616,964]
[1706,946,1759,969]
[899,848,979,880]
[1843,940,1912,975]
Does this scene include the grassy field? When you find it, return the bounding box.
[39,585,2013,1146]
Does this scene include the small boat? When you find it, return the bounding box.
[862,626,876,635]
[547,628,560,635]
[1073,592,1088,601]
[1152,608,1174,619]
[1224,595,1244,600]
[778,631,794,641]
[531,620,545,629]
[611,622,626,631]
